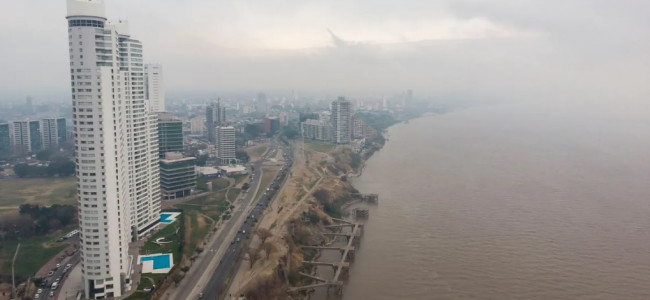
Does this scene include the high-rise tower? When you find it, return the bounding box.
[66,0,160,298]
[145,63,165,112]
[41,118,67,149]
[205,100,226,143]
[331,97,352,144]
[216,126,236,165]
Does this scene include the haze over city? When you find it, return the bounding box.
[2,0,650,103]
[2,1,650,300]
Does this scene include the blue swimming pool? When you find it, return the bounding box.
[160,213,172,224]
[140,254,171,270]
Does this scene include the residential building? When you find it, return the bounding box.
[352,117,366,140]
[41,118,67,149]
[216,126,236,164]
[206,100,226,142]
[0,123,10,157]
[145,63,165,112]
[331,97,352,144]
[263,117,280,134]
[301,119,332,142]
[160,152,196,200]
[158,113,183,158]
[12,120,41,153]
[66,1,159,298]
[190,117,205,135]
[116,19,161,242]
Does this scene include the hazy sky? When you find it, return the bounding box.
[1,0,649,102]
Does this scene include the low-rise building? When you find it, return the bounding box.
[218,165,248,176]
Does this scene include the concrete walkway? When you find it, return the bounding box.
[57,264,82,300]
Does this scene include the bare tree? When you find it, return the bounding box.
[262,242,276,259]
[256,228,273,243]
[247,247,261,268]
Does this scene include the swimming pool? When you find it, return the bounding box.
[160,212,181,224]
[140,255,171,269]
[139,253,174,274]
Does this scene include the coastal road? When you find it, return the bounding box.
[171,141,288,300]
[201,140,293,300]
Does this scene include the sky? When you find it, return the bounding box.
[1,0,649,103]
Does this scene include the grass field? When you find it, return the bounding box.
[227,188,241,202]
[306,141,336,153]
[183,210,211,258]
[0,178,76,279]
[252,145,269,157]
[255,167,280,202]
[1,231,69,279]
[247,145,269,162]
[0,178,76,209]
[140,222,181,265]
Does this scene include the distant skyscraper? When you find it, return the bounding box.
[331,97,352,144]
[205,100,226,143]
[145,63,165,112]
[0,123,10,157]
[216,126,236,164]
[12,120,41,153]
[66,1,159,298]
[190,117,205,135]
[26,96,33,113]
[158,113,183,158]
[256,93,268,113]
[41,118,66,149]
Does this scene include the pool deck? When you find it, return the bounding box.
[138,253,174,274]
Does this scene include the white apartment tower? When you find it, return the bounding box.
[331,97,352,144]
[66,0,160,298]
[216,126,236,165]
[12,120,41,153]
[41,118,67,149]
[145,63,165,112]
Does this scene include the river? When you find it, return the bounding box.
[316,100,650,299]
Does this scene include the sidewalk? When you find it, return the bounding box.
[57,264,82,300]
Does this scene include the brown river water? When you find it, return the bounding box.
[313,101,650,300]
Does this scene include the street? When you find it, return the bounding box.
[170,139,293,300]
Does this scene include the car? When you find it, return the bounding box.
[65,263,72,268]
[55,263,61,268]
[198,292,204,298]
[49,291,54,297]
[37,289,43,293]
[34,294,40,299]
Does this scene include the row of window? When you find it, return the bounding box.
[69,19,105,28]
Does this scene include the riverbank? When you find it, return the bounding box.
[233,122,395,299]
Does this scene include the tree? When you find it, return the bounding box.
[262,242,276,259]
[256,228,272,244]
[247,247,260,268]
[36,149,53,161]
[46,159,75,177]
[236,150,250,163]
[312,189,330,204]
[242,183,250,190]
